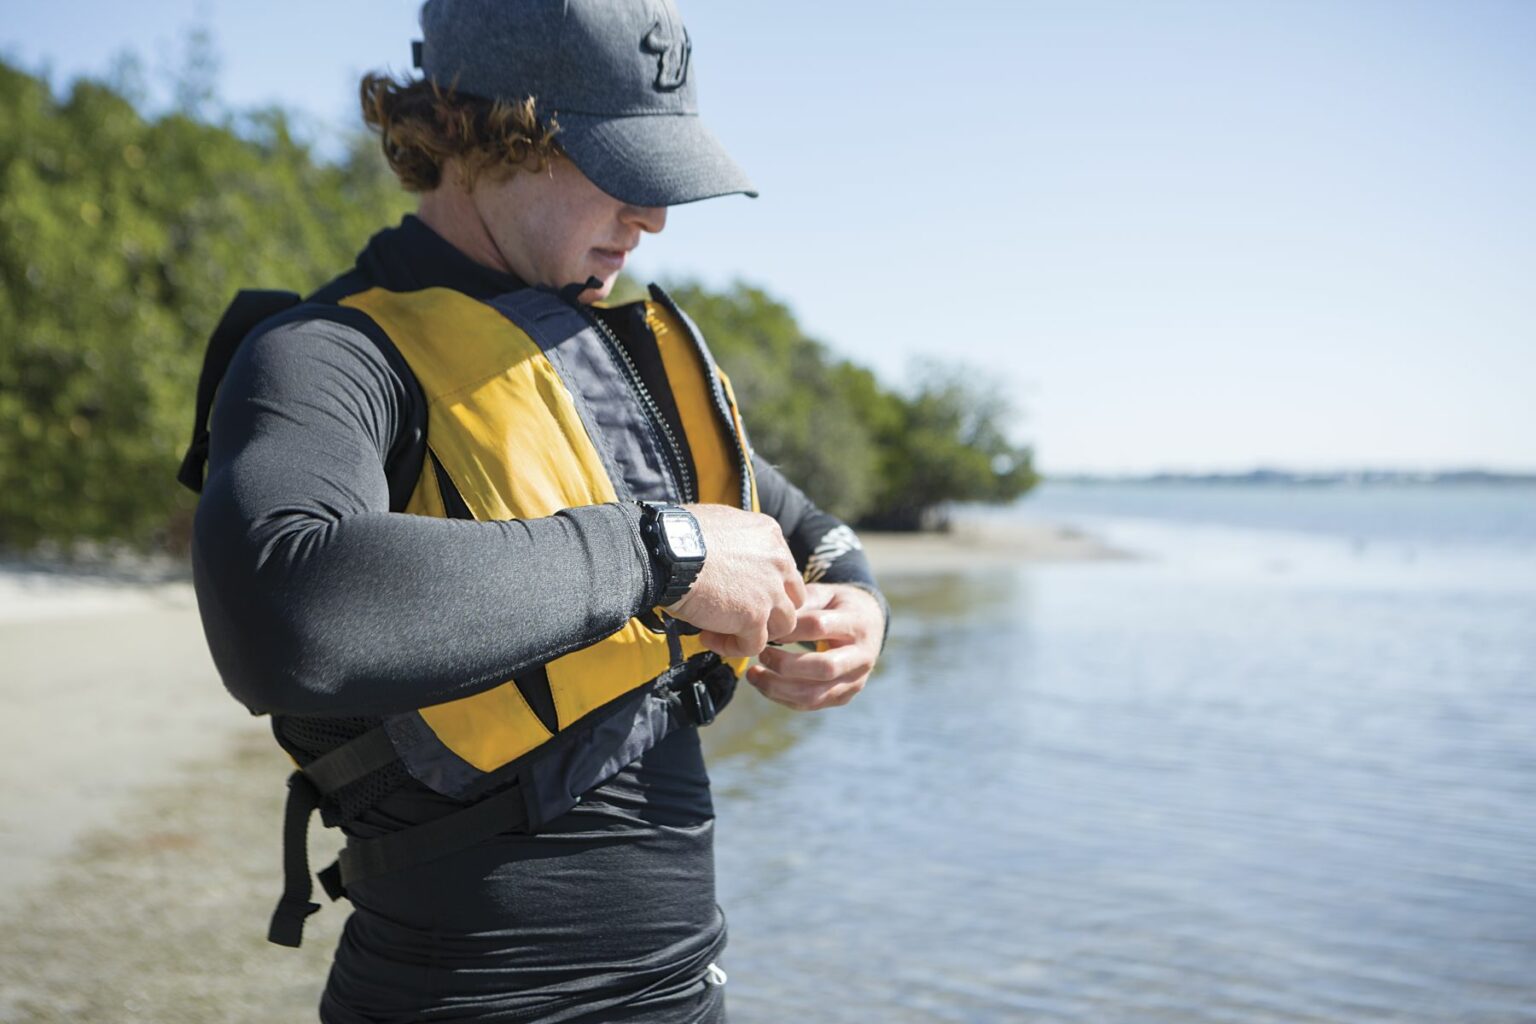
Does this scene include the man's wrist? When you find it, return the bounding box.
[619,501,666,609]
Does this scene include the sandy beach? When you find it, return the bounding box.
[0,519,1126,1022]
[859,519,1132,569]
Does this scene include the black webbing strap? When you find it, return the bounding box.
[268,729,401,947]
[177,289,302,493]
[268,770,323,947]
[336,786,530,889]
[301,726,398,796]
[665,617,685,667]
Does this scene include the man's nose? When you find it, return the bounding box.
[624,204,667,233]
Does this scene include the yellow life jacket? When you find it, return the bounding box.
[335,282,759,801]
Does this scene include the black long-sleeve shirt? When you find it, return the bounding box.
[190,215,884,1023]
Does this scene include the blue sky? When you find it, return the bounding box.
[6,1,1533,475]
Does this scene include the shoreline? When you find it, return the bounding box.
[0,554,192,625]
[860,519,1134,572]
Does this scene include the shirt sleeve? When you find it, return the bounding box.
[191,316,660,718]
[751,452,890,650]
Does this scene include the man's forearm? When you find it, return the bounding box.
[194,491,657,718]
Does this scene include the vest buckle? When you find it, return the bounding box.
[685,678,717,726]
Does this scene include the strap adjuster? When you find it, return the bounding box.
[685,679,717,726]
[658,651,728,727]
[317,860,347,902]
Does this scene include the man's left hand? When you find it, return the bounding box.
[746,583,884,711]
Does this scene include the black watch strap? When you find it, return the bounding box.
[656,555,702,607]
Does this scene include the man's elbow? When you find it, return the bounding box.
[191,512,363,717]
[195,580,354,716]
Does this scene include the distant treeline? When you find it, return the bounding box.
[0,59,1036,553]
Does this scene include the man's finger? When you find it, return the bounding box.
[765,597,799,643]
[747,663,836,709]
[700,629,766,660]
[747,659,867,693]
[756,644,863,682]
[777,609,857,645]
[798,581,836,611]
[746,663,866,711]
[783,571,808,610]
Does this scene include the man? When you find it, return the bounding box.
[182,1,886,1021]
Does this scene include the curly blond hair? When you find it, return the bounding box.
[359,72,563,192]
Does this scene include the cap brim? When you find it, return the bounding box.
[554,112,758,207]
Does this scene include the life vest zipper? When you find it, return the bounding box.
[647,285,753,511]
[581,306,697,504]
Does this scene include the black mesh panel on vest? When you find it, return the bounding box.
[274,714,413,824]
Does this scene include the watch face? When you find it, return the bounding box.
[661,512,705,560]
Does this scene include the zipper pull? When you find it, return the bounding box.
[558,276,604,305]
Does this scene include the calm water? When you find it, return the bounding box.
[704,483,1536,1023]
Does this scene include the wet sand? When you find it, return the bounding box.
[0,520,1123,1022]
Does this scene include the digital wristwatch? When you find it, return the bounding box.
[636,501,707,607]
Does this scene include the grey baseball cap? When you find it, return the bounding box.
[416,0,757,207]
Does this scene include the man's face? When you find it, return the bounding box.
[470,156,667,302]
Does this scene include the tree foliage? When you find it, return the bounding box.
[862,363,1040,530]
[662,282,886,523]
[0,60,410,551]
[671,285,1039,529]
[0,59,1034,553]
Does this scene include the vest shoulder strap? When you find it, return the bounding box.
[178,289,429,512]
[178,290,303,493]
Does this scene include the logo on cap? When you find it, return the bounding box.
[642,14,691,92]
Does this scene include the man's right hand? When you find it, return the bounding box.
[661,504,805,659]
